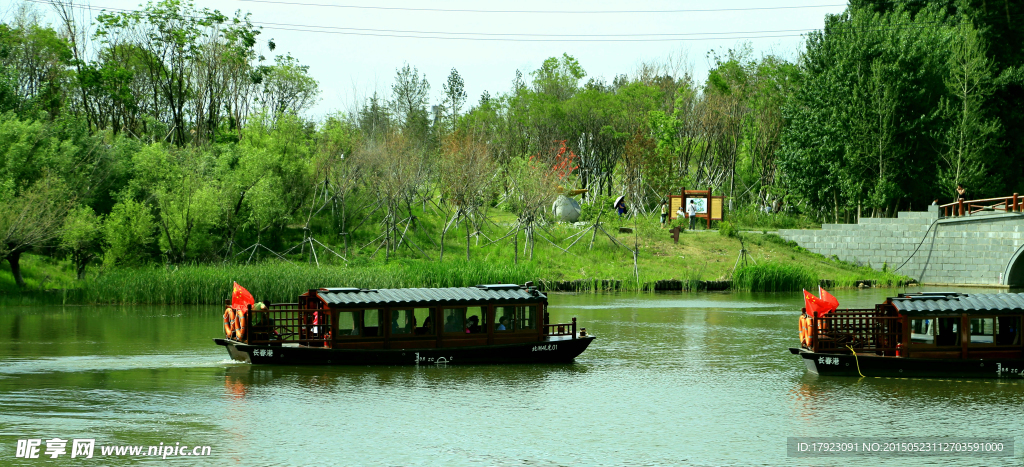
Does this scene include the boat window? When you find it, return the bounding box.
[935,317,959,346]
[443,308,465,333]
[337,311,359,337]
[910,318,934,345]
[361,310,382,337]
[465,307,485,334]
[996,316,1021,346]
[390,309,416,336]
[414,308,433,335]
[516,306,536,332]
[969,318,995,345]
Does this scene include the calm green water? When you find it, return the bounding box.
[1,287,1022,466]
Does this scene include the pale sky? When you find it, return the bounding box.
[15,0,849,119]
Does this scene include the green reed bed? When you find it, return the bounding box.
[732,263,817,292]
[75,260,542,305]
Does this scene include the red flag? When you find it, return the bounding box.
[818,286,839,315]
[232,282,254,311]
[802,289,829,318]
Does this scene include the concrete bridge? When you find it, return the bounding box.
[778,205,1024,287]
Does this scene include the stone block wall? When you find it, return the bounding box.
[778,205,1024,286]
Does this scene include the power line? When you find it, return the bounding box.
[25,0,825,42]
[233,0,849,15]
[29,0,988,43]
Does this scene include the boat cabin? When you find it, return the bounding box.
[232,283,581,350]
[805,292,1023,360]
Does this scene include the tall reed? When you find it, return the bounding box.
[732,263,817,292]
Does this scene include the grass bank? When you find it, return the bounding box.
[6,210,911,304]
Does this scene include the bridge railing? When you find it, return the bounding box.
[940,194,1023,217]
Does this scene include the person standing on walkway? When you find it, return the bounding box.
[660,200,668,228]
[686,199,698,230]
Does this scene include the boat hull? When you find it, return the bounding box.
[216,336,596,365]
[790,348,1024,379]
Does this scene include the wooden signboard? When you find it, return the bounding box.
[668,188,724,228]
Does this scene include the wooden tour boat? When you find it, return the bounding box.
[791,292,1024,378]
[215,282,594,365]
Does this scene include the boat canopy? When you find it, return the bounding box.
[316,285,544,308]
[890,292,1024,316]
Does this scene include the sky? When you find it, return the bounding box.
[12,0,850,119]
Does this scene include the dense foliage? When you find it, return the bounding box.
[0,0,1019,287]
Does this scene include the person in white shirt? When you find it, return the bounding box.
[686,200,698,230]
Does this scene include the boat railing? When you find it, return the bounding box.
[813,310,902,355]
[544,317,577,338]
[245,307,332,346]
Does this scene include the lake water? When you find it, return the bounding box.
[1,287,1022,466]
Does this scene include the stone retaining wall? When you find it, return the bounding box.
[778,205,1024,286]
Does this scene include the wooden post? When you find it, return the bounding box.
[958,198,964,217]
[1015,193,1019,212]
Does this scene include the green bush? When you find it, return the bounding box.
[718,221,737,238]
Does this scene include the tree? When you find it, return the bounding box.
[531,53,585,101]
[936,21,1000,198]
[0,175,72,287]
[255,54,320,116]
[358,92,391,141]
[60,205,102,279]
[390,63,430,139]
[441,67,467,133]
[438,134,493,261]
[103,196,156,266]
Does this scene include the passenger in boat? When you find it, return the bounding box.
[445,314,461,332]
[497,316,510,331]
[405,313,416,333]
[419,316,433,334]
[465,315,481,333]
[391,313,402,335]
[997,317,1020,345]
[936,318,958,346]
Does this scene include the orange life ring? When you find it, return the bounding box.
[234,307,248,341]
[224,307,236,338]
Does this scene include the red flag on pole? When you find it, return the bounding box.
[802,289,829,318]
[818,286,839,315]
[231,282,254,311]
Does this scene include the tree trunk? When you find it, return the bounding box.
[465,213,471,262]
[8,251,24,288]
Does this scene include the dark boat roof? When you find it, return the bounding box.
[890,292,1024,316]
[317,284,545,308]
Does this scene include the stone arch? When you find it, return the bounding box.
[1003,243,1024,287]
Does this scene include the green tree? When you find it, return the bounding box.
[936,21,1000,198]
[60,205,103,279]
[255,54,320,116]
[0,175,71,287]
[389,63,430,140]
[441,67,467,134]
[103,196,157,266]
